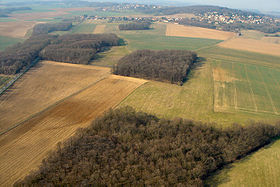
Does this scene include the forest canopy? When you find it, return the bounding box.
[113,50,197,85]
[40,33,121,64]
[0,34,56,74]
[32,22,73,36]
[119,22,151,30]
[0,33,121,74]
[16,107,280,186]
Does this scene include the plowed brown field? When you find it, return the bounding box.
[166,23,234,40]
[0,61,110,133]
[0,75,146,185]
[218,38,280,57]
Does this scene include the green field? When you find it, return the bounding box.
[52,22,96,35]
[0,36,24,51]
[91,46,130,67]
[111,22,280,186]
[104,23,222,51]
[113,23,280,125]
[206,138,280,186]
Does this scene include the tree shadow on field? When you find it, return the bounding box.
[182,56,206,84]
[204,136,280,186]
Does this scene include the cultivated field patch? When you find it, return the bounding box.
[218,38,280,57]
[211,58,280,115]
[0,75,146,186]
[0,61,111,133]
[261,36,280,44]
[120,45,280,125]
[0,21,36,38]
[93,24,106,34]
[166,23,235,40]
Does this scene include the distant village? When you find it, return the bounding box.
[79,13,279,26]
[76,3,280,34]
[197,12,279,25]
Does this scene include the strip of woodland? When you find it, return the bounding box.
[119,22,151,30]
[32,22,73,36]
[113,50,197,85]
[0,21,121,74]
[40,34,121,64]
[16,107,280,186]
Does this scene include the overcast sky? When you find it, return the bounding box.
[189,0,280,11]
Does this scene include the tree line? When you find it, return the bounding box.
[113,50,197,85]
[119,22,151,30]
[15,107,280,186]
[40,34,121,64]
[32,22,73,36]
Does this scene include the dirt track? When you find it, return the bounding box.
[0,75,146,185]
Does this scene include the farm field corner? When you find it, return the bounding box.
[0,75,146,186]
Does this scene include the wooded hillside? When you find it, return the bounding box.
[16,107,280,186]
[113,50,197,85]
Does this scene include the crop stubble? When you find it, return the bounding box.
[0,74,146,185]
[0,61,111,133]
[165,23,234,40]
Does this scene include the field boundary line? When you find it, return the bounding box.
[210,61,218,113]
[236,107,280,116]
[231,62,238,110]
[244,64,258,112]
[0,75,109,136]
[114,81,149,109]
[256,66,278,115]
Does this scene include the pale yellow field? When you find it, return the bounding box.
[218,38,280,57]
[0,75,146,186]
[261,37,280,44]
[166,23,235,40]
[93,24,106,34]
[0,61,111,133]
[0,21,36,38]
